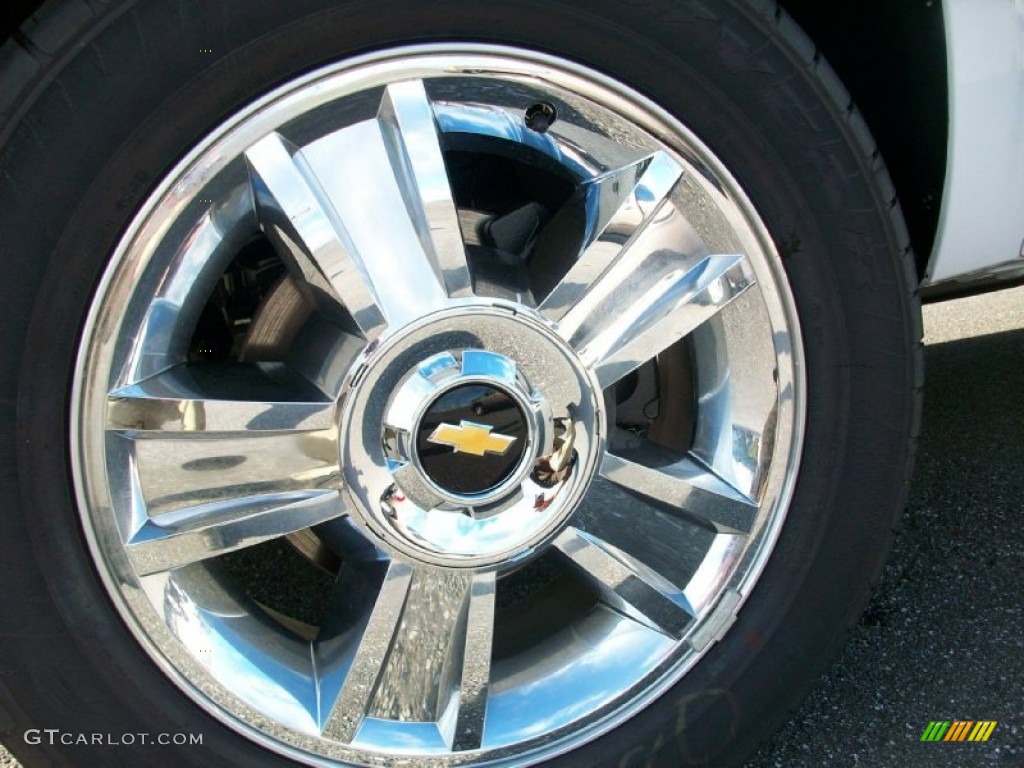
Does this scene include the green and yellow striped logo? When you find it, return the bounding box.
[920,721,997,742]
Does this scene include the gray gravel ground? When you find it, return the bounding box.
[1,286,1021,768]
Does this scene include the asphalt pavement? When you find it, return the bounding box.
[2,285,1021,768]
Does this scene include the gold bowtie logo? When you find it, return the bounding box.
[427,421,517,457]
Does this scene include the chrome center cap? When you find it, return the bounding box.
[338,306,604,568]
[383,349,548,510]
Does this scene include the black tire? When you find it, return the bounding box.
[0,1,921,766]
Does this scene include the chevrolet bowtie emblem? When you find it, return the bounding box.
[427,421,517,457]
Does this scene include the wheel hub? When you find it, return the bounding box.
[339,305,603,566]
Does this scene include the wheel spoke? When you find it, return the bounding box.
[127,429,339,514]
[292,88,463,329]
[124,186,258,383]
[553,526,694,638]
[571,474,713,617]
[452,571,497,752]
[545,177,756,389]
[126,489,343,576]
[601,453,757,534]
[245,132,388,339]
[108,363,335,435]
[319,565,495,749]
[110,364,342,558]
[378,80,472,298]
[572,249,753,389]
[536,151,682,318]
[319,561,413,743]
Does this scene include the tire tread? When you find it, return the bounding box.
[0,0,121,146]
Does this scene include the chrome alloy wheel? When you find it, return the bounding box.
[72,45,804,766]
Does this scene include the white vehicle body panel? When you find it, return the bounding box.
[927,0,1024,284]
